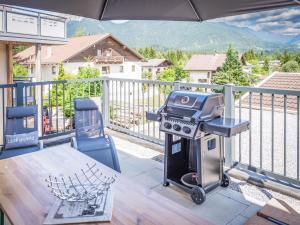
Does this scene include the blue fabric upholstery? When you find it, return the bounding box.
[1,105,41,160]
[0,145,40,160]
[74,98,121,172]
[7,105,37,119]
[74,98,98,111]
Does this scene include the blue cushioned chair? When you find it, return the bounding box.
[71,98,121,172]
[0,105,43,160]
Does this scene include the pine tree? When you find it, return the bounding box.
[212,46,250,87]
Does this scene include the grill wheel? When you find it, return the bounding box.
[191,186,206,205]
[221,173,230,187]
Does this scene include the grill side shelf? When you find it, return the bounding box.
[201,118,250,138]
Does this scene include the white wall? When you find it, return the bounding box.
[188,70,211,83]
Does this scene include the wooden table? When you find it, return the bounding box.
[0,147,213,225]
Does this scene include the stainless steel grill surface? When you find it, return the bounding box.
[147,91,250,204]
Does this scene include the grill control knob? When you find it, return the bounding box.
[173,124,181,132]
[183,126,191,134]
[164,122,172,129]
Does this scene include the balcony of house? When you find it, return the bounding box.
[0,5,67,44]
[0,77,300,225]
[95,55,124,64]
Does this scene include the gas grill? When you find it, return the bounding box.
[147,91,249,204]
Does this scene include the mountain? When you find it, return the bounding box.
[67,19,297,52]
[289,34,300,47]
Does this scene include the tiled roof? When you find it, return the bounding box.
[241,72,300,112]
[184,54,227,71]
[140,59,171,67]
[14,33,143,64]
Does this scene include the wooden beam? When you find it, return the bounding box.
[6,43,13,106]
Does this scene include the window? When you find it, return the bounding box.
[198,79,208,83]
[119,66,124,73]
[97,49,102,57]
[103,48,112,57]
[132,65,135,72]
[52,65,57,75]
[30,66,34,75]
[102,66,110,74]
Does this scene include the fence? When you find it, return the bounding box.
[0,77,299,186]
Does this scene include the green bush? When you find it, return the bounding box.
[13,64,28,77]
[47,64,101,118]
[281,60,300,72]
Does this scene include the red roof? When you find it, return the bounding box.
[242,72,300,112]
[14,34,143,64]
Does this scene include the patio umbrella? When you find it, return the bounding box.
[1,0,299,21]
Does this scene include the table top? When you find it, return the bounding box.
[0,147,213,225]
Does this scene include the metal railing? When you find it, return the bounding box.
[233,86,300,186]
[0,77,299,186]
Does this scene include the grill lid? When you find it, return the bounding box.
[164,91,224,121]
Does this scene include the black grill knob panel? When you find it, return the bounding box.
[183,126,191,134]
[173,124,181,131]
[164,122,172,129]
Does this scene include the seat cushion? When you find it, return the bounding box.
[76,136,121,172]
[77,136,111,151]
[0,145,40,160]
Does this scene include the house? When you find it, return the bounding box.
[258,60,281,67]
[141,59,172,79]
[184,54,245,83]
[242,72,300,112]
[14,33,144,81]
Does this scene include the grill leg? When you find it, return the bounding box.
[163,134,172,186]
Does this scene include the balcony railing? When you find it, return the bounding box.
[94,56,124,64]
[0,77,299,187]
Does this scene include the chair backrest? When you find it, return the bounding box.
[74,98,104,140]
[5,105,39,149]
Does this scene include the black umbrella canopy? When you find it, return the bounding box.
[1,0,299,21]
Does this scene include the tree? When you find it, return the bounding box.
[262,58,270,74]
[142,71,152,80]
[212,46,250,87]
[157,66,189,82]
[13,63,28,77]
[74,26,86,37]
[281,60,300,72]
[138,47,157,59]
[281,49,292,65]
[141,71,152,92]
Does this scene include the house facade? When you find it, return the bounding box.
[15,34,144,81]
[184,54,245,83]
[141,59,172,79]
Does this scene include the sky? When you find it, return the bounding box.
[213,6,300,36]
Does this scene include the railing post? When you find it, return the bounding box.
[224,84,235,167]
[102,77,110,127]
[15,82,24,106]
[174,81,181,91]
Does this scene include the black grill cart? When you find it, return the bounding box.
[147,91,250,204]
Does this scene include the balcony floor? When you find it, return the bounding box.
[4,133,300,225]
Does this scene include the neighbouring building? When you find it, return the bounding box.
[184,54,245,83]
[258,60,281,67]
[15,33,145,81]
[141,59,172,79]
